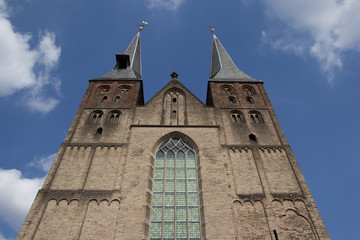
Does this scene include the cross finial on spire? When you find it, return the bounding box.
[171,71,179,79]
[139,20,148,31]
[209,22,215,34]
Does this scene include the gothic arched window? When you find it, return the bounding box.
[150,138,202,240]
[249,111,264,123]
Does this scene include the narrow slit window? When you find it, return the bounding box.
[229,97,236,104]
[115,96,120,102]
[102,96,107,103]
[273,230,279,240]
[96,127,103,136]
[246,97,254,104]
[249,134,257,142]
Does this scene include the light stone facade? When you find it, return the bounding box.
[17,32,330,239]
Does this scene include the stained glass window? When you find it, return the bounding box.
[150,138,202,240]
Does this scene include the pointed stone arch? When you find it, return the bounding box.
[147,133,204,239]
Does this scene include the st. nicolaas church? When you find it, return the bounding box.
[17,28,329,239]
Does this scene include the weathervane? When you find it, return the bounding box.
[139,20,148,31]
[208,22,215,33]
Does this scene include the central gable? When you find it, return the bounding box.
[134,78,215,126]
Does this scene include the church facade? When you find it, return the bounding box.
[17,30,330,239]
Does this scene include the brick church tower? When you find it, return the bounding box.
[17,29,329,239]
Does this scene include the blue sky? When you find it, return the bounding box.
[0,0,359,239]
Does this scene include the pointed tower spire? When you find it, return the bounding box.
[100,31,141,80]
[209,33,259,82]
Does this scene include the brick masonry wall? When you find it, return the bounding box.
[17,79,330,240]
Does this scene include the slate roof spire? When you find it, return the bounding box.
[209,33,259,82]
[100,31,141,80]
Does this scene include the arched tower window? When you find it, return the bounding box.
[230,111,245,123]
[249,111,264,123]
[221,85,233,95]
[229,96,236,104]
[150,138,202,240]
[118,85,131,95]
[107,110,121,123]
[242,86,256,96]
[89,110,103,123]
[98,85,111,95]
[246,97,254,104]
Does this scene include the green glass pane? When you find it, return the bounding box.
[177,158,185,168]
[188,207,200,221]
[176,180,186,192]
[188,193,198,206]
[187,168,197,179]
[176,222,187,238]
[153,180,163,192]
[152,193,163,206]
[186,158,196,168]
[163,222,175,238]
[154,168,164,179]
[177,150,185,168]
[189,222,201,238]
[177,151,185,159]
[167,150,175,159]
[151,207,163,222]
[164,193,174,206]
[166,158,175,168]
[187,180,197,192]
[172,138,179,145]
[166,168,175,179]
[176,193,187,206]
[155,151,165,167]
[176,207,187,221]
[165,180,175,192]
[176,168,186,179]
[187,150,195,159]
[150,222,162,238]
[164,207,174,222]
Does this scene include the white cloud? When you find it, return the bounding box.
[0,169,45,231]
[145,0,185,10]
[28,153,56,172]
[0,0,61,113]
[258,0,360,82]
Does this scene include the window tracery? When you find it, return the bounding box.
[149,138,201,240]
